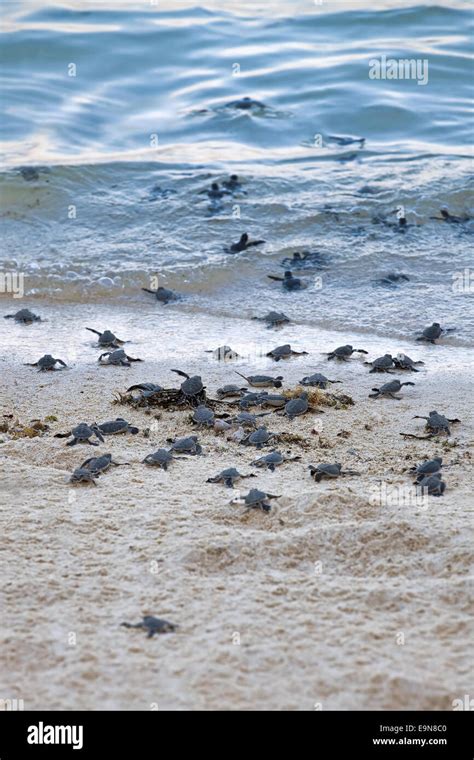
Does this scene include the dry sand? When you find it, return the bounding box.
[0,303,473,710]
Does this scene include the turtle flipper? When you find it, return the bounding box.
[171,369,189,379]
[142,288,156,295]
[267,275,284,281]
[86,328,101,336]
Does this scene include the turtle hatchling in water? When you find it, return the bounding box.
[369,379,415,400]
[416,322,445,344]
[266,344,308,361]
[251,450,301,472]
[326,345,368,361]
[121,615,177,637]
[231,488,280,513]
[98,349,143,367]
[4,308,42,324]
[142,285,178,304]
[206,345,240,360]
[25,354,67,371]
[56,423,104,447]
[86,328,125,348]
[207,467,256,488]
[252,311,290,329]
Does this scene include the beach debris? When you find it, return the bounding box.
[326,345,368,361]
[266,344,308,361]
[393,353,424,372]
[207,467,256,488]
[166,435,203,455]
[25,354,67,371]
[409,457,443,483]
[230,488,279,513]
[251,450,301,472]
[228,426,246,443]
[252,311,291,329]
[85,328,126,347]
[308,463,361,482]
[216,384,246,399]
[299,372,341,388]
[240,426,276,449]
[97,418,139,436]
[416,322,445,344]
[55,423,104,447]
[364,354,396,373]
[142,449,176,469]
[267,270,306,291]
[142,285,178,304]
[191,405,215,428]
[235,371,283,388]
[416,473,446,496]
[4,308,42,324]
[121,615,176,637]
[0,417,50,439]
[98,349,143,367]
[226,232,265,253]
[369,379,415,400]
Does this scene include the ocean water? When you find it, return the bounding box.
[0,0,473,344]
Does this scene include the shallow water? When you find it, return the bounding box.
[0,0,473,343]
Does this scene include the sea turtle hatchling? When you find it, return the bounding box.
[207,467,256,488]
[369,379,415,400]
[239,391,269,409]
[416,473,446,496]
[205,345,240,361]
[412,411,460,437]
[231,488,280,513]
[231,411,272,428]
[216,384,246,399]
[55,423,104,447]
[4,308,42,324]
[364,354,396,373]
[171,370,205,401]
[251,450,301,472]
[142,449,176,470]
[121,615,177,637]
[299,372,341,389]
[240,426,276,449]
[416,322,445,344]
[326,345,368,361]
[308,463,361,482]
[191,405,215,427]
[167,435,203,455]
[393,353,424,372]
[268,270,306,291]
[259,393,287,409]
[98,349,143,367]
[266,344,308,361]
[227,232,265,253]
[80,453,130,475]
[283,392,309,420]
[69,467,98,485]
[97,418,139,436]
[409,457,443,483]
[126,383,163,399]
[142,285,178,304]
[252,311,290,329]
[25,354,67,371]
[86,328,125,347]
[235,371,283,388]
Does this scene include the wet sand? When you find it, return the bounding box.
[0,302,473,710]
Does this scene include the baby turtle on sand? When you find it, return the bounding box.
[364,354,396,373]
[217,383,246,398]
[142,449,176,470]
[205,345,240,360]
[259,393,287,409]
[231,411,272,428]
[409,457,443,483]
[86,328,125,348]
[268,270,305,291]
[126,382,163,399]
[207,467,256,488]
[251,450,301,472]
[56,423,104,447]
[308,463,360,482]
[172,370,205,401]
[142,285,178,304]
[231,488,279,513]
[69,467,98,485]
[25,354,67,371]
[300,372,341,389]
[121,615,176,637]
[416,473,446,496]
[283,392,309,420]
[191,405,215,427]
[99,349,143,367]
[416,323,445,344]
[240,426,276,449]
[80,453,129,475]
[412,411,460,437]
[252,311,290,329]
[369,379,415,400]
[227,233,265,253]
[167,435,203,455]
[266,344,308,361]
[4,308,42,324]
[239,391,268,409]
[235,371,283,388]
[97,418,139,436]
[393,353,424,372]
[326,345,368,361]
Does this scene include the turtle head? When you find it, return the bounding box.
[230,174,238,181]
[432,322,441,328]
[240,233,249,243]
[273,379,283,388]
[284,270,292,278]
[211,182,219,190]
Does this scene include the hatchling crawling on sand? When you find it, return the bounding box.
[259,393,287,409]
[97,418,139,436]
[266,344,308,361]
[191,405,215,427]
[299,372,341,388]
[409,457,443,483]
[369,379,415,400]
[216,384,246,399]
[142,285,178,304]
[393,353,424,372]
[121,615,177,637]
[231,411,272,428]
[252,311,290,329]
[167,435,203,455]
[86,328,126,348]
[69,467,98,485]
[231,488,280,513]
[308,463,360,482]
[326,345,368,361]
[79,453,129,475]
[283,392,309,420]
[172,370,206,402]
[126,382,163,400]
[235,371,283,388]
[412,411,460,437]
[207,467,256,488]
[416,473,446,496]
[240,426,276,449]
[251,450,301,472]
[25,354,67,371]
[56,423,104,446]
[4,308,42,324]
[142,449,176,470]
[239,391,268,409]
[364,354,396,373]
[99,349,143,367]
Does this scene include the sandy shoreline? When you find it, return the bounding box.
[0,300,473,710]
